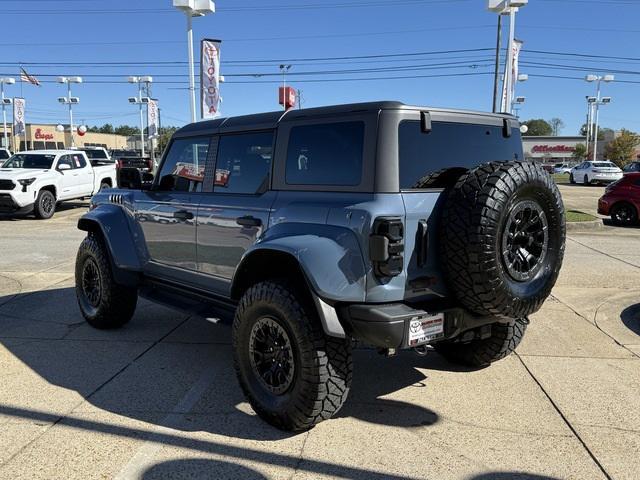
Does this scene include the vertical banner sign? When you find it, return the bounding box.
[501,39,523,112]
[13,97,25,137]
[200,39,222,119]
[147,99,158,138]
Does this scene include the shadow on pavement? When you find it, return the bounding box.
[0,286,468,441]
[470,473,561,480]
[141,459,268,480]
[0,200,88,221]
[620,303,640,337]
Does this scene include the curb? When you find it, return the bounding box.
[566,219,604,232]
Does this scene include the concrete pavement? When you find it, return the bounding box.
[0,202,638,479]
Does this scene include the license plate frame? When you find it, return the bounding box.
[407,313,445,347]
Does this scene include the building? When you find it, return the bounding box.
[522,136,586,164]
[0,123,129,152]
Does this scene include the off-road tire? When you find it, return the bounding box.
[100,182,111,191]
[435,318,528,367]
[75,234,138,329]
[232,280,352,431]
[440,161,565,319]
[34,189,56,219]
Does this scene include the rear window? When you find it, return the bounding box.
[82,149,108,160]
[285,122,364,186]
[399,120,523,189]
[594,162,615,168]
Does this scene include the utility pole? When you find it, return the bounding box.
[0,78,15,150]
[492,15,502,113]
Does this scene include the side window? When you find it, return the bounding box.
[57,155,74,170]
[71,153,86,168]
[214,131,274,194]
[285,122,364,186]
[156,136,210,193]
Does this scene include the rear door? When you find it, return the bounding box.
[196,130,276,287]
[69,152,94,196]
[136,136,211,273]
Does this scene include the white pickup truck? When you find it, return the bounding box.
[0,150,117,219]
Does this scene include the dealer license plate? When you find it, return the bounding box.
[407,313,445,346]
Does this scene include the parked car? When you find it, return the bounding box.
[553,162,577,175]
[569,161,623,185]
[598,172,640,225]
[74,101,566,431]
[0,150,117,219]
[74,146,113,166]
[0,148,11,162]
[622,161,640,174]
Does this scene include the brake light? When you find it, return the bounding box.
[147,158,154,171]
[116,159,123,169]
[369,217,404,277]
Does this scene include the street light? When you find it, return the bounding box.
[585,74,614,161]
[57,76,82,147]
[0,77,15,150]
[487,0,528,113]
[128,76,153,157]
[173,0,215,123]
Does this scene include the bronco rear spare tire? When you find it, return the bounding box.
[440,161,565,319]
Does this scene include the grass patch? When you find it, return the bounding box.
[552,173,570,184]
[566,210,597,223]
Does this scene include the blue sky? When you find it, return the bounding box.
[1,0,638,135]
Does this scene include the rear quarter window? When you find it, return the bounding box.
[285,121,364,186]
[399,120,524,189]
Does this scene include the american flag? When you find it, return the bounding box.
[20,67,40,86]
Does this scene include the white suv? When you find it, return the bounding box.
[570,161,623,185]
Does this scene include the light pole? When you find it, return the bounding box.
[586,74,614,161]
[0,77,15,150]
[128,76,153,157]
[487,0,528,114]
[57,76,82,148]
[173,0,215,123]
[585,96,596,157]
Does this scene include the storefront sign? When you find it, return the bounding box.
[200,38,222,119]
[34,128,54,140]
[531,145,576,153]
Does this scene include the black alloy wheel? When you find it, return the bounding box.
[611,203,638,226]
[249,316,295,395]
[81,258,103,308]
[501,200,549,282]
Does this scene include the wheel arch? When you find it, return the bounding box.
[39,184,57,198]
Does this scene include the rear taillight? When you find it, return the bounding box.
[147,158,154,170]
[369,217,404,277]
[116,159,123,169]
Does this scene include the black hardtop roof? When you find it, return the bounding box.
[175,101,515,136]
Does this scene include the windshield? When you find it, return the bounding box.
[3,154,56,169]
[81,149,108,160]
[594,162,616,168]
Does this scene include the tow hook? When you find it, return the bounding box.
[413,345,432,356]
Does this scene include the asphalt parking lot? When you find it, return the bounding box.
[0,186,638,480]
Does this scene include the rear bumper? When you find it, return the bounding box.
[339,302,501,349]
[592,173,622,183]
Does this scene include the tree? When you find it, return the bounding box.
[157,126,179,153]
[114,125,140,136]
[522,119,553,136]
[572,143,587,161]
[604,129,640,167]
[549,117,565,136]
[580,124,614,140]
[99,123,114,134]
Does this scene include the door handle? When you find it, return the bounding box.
[174,210,194,220]
[236,215,262,227]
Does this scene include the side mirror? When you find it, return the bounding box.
[57,163,71,172]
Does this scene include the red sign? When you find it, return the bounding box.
[531,145,575,153]
[34,128,54,141]
[279,86,296,110]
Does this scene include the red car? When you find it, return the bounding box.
[598,172,640,225]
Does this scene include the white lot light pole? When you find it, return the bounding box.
[57,76,82,147]
[128,76,153,157]
[173,0,215,123]
[0,77,15,150]
[585,96,597,157]
[487,0,528,114]
[586,74,614,161]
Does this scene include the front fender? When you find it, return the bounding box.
[241,223,367,303]
[78,204,141,283]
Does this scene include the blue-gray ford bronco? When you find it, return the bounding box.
[75,102,566,431]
